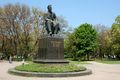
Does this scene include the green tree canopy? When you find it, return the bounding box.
[65,23,97,60]
[111,16,120,59]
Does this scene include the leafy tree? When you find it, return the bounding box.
[111,16,120,59]
[65,23,97,60]
[94,24,112,59]
[64,32,77,60]
[74,23,97,60]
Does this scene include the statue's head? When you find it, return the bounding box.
[47,5,52,12]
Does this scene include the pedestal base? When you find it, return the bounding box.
[33,59,69,64]
[34,36,69,64]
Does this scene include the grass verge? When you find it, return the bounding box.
[70,61,89,65]
[95,59,120,64]
[15,62,86,73]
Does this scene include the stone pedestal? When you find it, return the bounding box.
[33,36,69,64]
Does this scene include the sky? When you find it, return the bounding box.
[0,0,120,28]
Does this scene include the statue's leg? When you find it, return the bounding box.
[45,22,49,34]
[47,21,52,33]
[46,27,49,34]
[54,24,60,34]
[51,25,55,34]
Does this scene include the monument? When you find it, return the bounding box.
[9,5,91,78]
[33,5,69,64]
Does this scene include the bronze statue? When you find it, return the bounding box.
[34,5,69,64]
[44,5,60,36]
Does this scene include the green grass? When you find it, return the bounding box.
[15,62,86,73]
[95,59,120,64]
[65,58,90,65]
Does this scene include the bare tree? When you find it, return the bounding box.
[0,4,33,59]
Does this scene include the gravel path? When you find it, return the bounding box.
[0,61,120,80]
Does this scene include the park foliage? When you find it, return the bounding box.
[0,3,120,61]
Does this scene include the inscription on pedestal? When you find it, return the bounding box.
[51,41,61,47]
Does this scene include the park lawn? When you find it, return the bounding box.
[15,62,86,73]
[69,61,90,65]
[95,59,120,64]
[65,58,90,65]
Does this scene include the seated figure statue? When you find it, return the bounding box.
[44,5,60,36]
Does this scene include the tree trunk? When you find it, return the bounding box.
[87,53,90,61]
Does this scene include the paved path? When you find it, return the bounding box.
[0,61,120,80]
